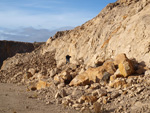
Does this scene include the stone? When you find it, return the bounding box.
[78,68,85,75]
[92,90,99,96]
[75,107,80,111]
[109,78,126,88]
[98,89,107,97]
[78,95,97,105]
[86,88,93,94]
[69,64,77,70]
[72,88,82,96]
[49,68,57,77]
[102,61,116,75]
[110,69,124,82]
[110,75,116,82]
[69,61,116,86]
[24,72,33,79]
[85,85,90,89]
[96,98,102,103]
[101,72,111,83]
[57,83,65,89]
[136,87,144,94]
[81,95,98,104]
[36,80,51,90]
[57,89,67,98]
[111,91,121,99]
[122,90,128,95]
[145,70,150,76]
[114,53,134,77]
[54,70,71,84]
[56,99,62,104]
[62,99,70,106]
[69,73,90,86]
[34,73,43,80]
[78,97,85,104]
[90,83,100,89]
[114,53,128,65]
[72,104,81,108]
[28,68,36,75]
[64,95,72,100]
[46,101,51,105]
[119,62,133,77]
[55,92,61,99]
[114,69,124,78]
[102,97,107,104]
[92,89,107,97]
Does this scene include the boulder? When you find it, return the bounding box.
[110,69,123,82]
[36,80,51,90]
[69,61,116,86]
[114,53,134,77]
[79,95,98,104]
[69,73,90,86]
[109,78,126,88]
[54,70,72,84]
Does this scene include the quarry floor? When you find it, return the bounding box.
[0,83,77,113]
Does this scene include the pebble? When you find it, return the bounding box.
[111,91,120,99]
[72,103,81,108]
[57,83,65,89]
[46,101,50,105]
[102,98,107,104]
[85,85,89,89]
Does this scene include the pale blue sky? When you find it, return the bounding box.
[0,0,116,29]
[0,0,117,42]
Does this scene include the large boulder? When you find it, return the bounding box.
[54,70,72,84]
[114,53,134,77]
[69,61,116,86]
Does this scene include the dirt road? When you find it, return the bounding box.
[0,83,77,113]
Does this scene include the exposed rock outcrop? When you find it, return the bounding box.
[42,0,150,69]
[0,40,43,68]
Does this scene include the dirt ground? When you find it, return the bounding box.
[0,83,78,113]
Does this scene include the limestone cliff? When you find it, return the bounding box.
[43,0,150,68]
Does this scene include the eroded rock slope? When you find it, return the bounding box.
[43,0,150,68]
[0,0,150,113]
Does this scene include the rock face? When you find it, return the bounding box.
[0,40,41,68]
[42,0,150,68]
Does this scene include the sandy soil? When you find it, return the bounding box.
[0,83,78,113]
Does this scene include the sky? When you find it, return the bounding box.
[0,0,117,42]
